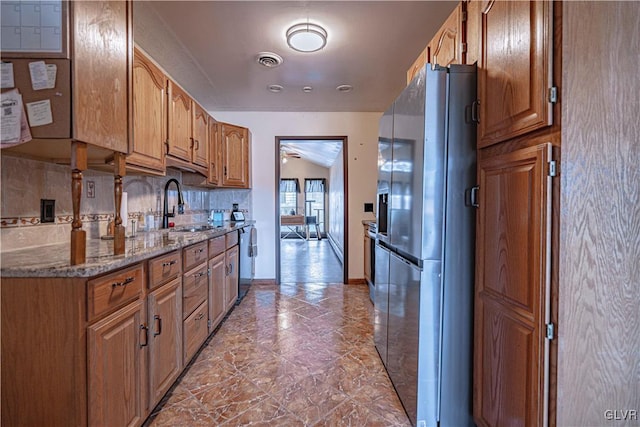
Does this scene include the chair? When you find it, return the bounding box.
[305,215,321,240]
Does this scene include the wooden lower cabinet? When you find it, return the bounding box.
[88,299,148,427]
[225,245,239,312]
[474,143,553,426]
[209,252,226,333]
[1,231,244,426]
[148,278,183,409]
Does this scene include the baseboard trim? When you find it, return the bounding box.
[251,279,277,286]
[347,278,367,285]
[326,233,344,265]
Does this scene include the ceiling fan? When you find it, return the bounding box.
[280,148,301,163]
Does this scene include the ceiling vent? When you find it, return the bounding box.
[256,52,283,68]
[336,84,353,93]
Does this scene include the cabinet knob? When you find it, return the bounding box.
[162,260,177,267]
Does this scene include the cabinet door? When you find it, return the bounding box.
[192,103,208,167]
[478,0,553,147]
[465,0,488,66]
[167,81,192,161]
[208,120,221,186]
[221,124,250,188]
[88,299,147,427]
[406,46,428,85]
[224,245,239,311]
[428,3,463,68]
[208,252,226,333]
[130,48,166,173]
[148,278,183,409]
[474,143,553,427]
[183,301,209,363]
[72,0,130,153]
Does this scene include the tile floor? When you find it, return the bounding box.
[280,239,343,284]
[146,281,411,426]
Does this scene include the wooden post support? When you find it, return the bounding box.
[70,142,88,265]
[113,152,127,255]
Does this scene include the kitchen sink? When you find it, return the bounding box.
[170,224,219,232]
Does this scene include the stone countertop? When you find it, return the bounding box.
[1,221,254,278]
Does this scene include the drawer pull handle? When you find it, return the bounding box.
[195,313,205,321]
[153,315,162,336]
[193,271,207,279]
[140,324,149,348]
[195,248,204,254]
[112,276,135,288]
[162,260,177,267]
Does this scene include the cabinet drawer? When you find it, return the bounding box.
[149,250,182,290]
[225,231,238,249]
[88,263,144,321]
[208,236,225,258]
[183,242,208,272]
[183,300,208,363]
[182,264,208,318]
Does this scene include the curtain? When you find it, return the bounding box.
[305,178,326,193]
[280,178,300,193]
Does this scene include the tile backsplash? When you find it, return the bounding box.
[0,156,252,251]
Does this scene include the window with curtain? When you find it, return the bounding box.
[305,178,326,235]
[280,178,299,215]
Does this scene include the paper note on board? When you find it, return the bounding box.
[26,99,53,127]
[1,89,28,146]
[28,61,49,90]
[1,62,15,89]
[46,64,57,89]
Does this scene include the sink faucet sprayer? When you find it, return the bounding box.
[162,178,185,228]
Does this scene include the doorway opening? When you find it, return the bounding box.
[275,136,348,284]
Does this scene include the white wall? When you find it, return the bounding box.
[211,111,380,280]
[328,146,345,258]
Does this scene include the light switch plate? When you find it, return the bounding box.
[40,199,55,223]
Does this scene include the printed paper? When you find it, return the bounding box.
[1,62,15,89]
[45,64,57,89]
[26,99,53,127]
[28,61,49,90]
[1,89,24,145]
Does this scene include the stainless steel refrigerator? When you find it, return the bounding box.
[374,64,476,427]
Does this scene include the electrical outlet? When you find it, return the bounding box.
[364,202,374,212]
[40,199,55,223]
[86,181,95,198]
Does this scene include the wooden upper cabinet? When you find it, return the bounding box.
[208,120,221,186]
[1,1,131,159]
[167,80,193,162]
[192,103,209,168]
[406,46,429,85]
[465,0,487,66]
[72,1,130,153]
[129,48,167,174]
[478,0,553,147]
[221,123,251,188]
[428,3,464,69]
[474,143,553,427]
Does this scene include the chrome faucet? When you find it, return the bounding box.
[162,178,185,228]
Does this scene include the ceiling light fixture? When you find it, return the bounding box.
[302,86,313,93]
[286,22,327,52]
